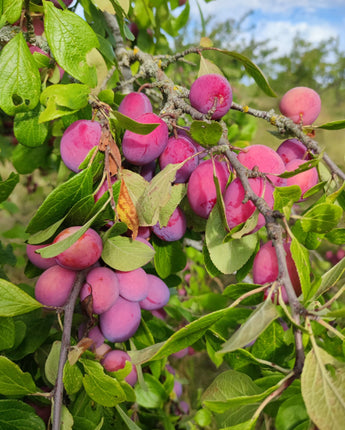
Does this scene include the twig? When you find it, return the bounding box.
[52,270,87,430]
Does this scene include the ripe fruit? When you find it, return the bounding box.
[116,268,149,302]
[60,120,102,172]
[252,240,301,302]
[285,159,318,199]
[189,74,232,119]
[54,227,103,270]
[139,274,170,310]
[276,139,310,164]
[35,265,76,307]
[187,159,229,218]
[102,349,138,386]
[80,267,120,314]
[48,0,73,8]
[152,207,187,242]
[118,92,153,120]
[279,86,321,125]
[223,177,275,233]
[100,297,141,343]
[159,136,199,183]
[26,244,56,269]
[122,113,169,165]
[237,144,286,186]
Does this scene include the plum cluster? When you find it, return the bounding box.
[28,226,170,384]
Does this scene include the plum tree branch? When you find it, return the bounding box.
[52,270,87,430]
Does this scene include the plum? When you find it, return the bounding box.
[139,274,170,310]
[100,297,141,343]
[152,207,187,242]
[122,113,169,165]
[285,159,318,199]
[189,74,232,119]
[118,92,152,120]
[116,268,149,302]
[80,267,120,314]
[187,159,230,218]
[276,139,310,165]
[35,265,76,307]
[279,86,321,125]
[26,244,56,269]
[60,120,102,172]
[54,227,103,270]
[102,349,138,386]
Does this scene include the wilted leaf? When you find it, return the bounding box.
[117,179,139,239]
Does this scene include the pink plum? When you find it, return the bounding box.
[279,86,321,125]
[122,113,169,165]
[189,74,232,119]
[285,159,318,199]
[60,120,102,172]
[102,349,138,386]
[35,265,76,307]
[276,139,310,165]
[139,274,170,310]
[100,297,141,343]
[118,92,153,120]
[54,227,103,270]
[80,267,120,314]
[26,244,56,269]
[152,207,187,242]
[116,268,149,302]
[187,159,230,218]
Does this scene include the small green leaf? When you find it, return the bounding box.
[315,255,345,298]
[45,341,61,385]
[14,104,49,147]
[318,119,345,130]
[26,168,93,234]
[102,236,155,271]
[43,1,100,87]
[116,405,142,430]
[12,143,51,175]
[0,172,19,203]
[153,236,187,279]
[0,32,40,115]
[0,399,46,430]
[198,55,223,77]
[0,317,15,350]
[81,358,126,407]
[218,300,280,354]
[273,185,301,217]
[0,356,37,395]
[217,49,276,97]
[301,345,345,430]
[112,111,159,134]
[0,0,23,24]
[275,394,310,430]
[290,238,311,300]
[190,120,223,147]
[325,228,345,245]
[63,361,83,395]
[39,84,90,122]
[0,279,42,317]
[134,374,168,408]
[301,203,342,234]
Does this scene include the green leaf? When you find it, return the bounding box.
[130,306,236,364]
[26,168,93,234]
[190,120,223,147]
[63,361,83,395]
[27,217,66,245]
[12,143,51,174]
[134,373,168,408]
[45,341,61,385]
[0,32,41,115]
[112,111,159,134]
[290,238,311,300]
[0,172,19,203]
[278,158,320,179]
[318,119,345,130]
[223,283,264,306]
[202,369,269,413]
[39,84,90,122]
[43,1,100,87]
[216,49,276,97]
[300,203,342,234]
[14,104,49,147]
[115,405,143,430]
[0,0,23,24]
[315,255,345,297]
[102,235,155,271]
[0,279,42,317]
[198,54,223,77]
[81,358,126,407]
[218,300,280,354]
[0,399,46,430]
[273,186,301,218]
[206,204,258,274]
[275,394,310,430]
[301,345,345,430]
[0,317,15,350]
[0,356,37,395]
[153,236,187,279]
[158,183,186,226]
[325,228,345,245]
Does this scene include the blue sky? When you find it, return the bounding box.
[188,0,345,58]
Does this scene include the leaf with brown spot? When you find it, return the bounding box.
[99,127,121,175]
[117,178,139,239]
[68,338,94,366]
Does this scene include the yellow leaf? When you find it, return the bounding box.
[117,179,139,239]
[200,37,213,48]
[117,0,130,14]
[90,0,115,14]
[86,48,109,95]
